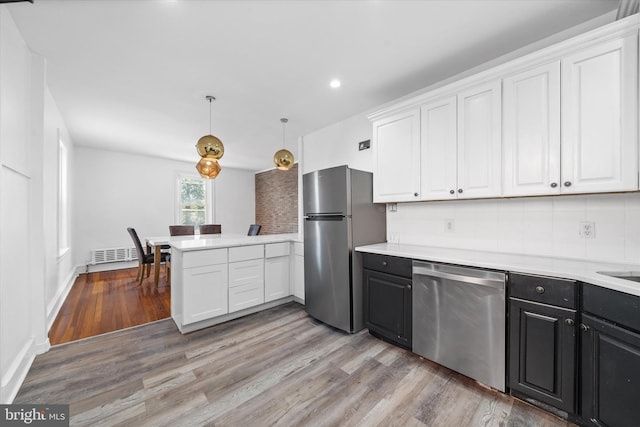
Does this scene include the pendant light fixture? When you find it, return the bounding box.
[274,118,294,171]
[195,95,224,179]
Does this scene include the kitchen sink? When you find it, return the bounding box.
[596,271,640,282]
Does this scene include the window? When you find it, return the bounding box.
[175,174,213,226]
[58,135,69,256]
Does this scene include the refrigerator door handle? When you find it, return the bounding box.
[304,214,349,220]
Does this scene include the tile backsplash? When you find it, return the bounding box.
[386,192,640,264]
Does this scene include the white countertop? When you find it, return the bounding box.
[355,242,640,297]
[166,233,302,251]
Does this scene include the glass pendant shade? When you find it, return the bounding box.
[196,155,222,179]
[274,148,294,171]
[196,135,224,159]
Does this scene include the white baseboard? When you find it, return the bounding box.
[46,267,79,331]
[0,339,36,404]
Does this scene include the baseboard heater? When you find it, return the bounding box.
[89,247,138,265]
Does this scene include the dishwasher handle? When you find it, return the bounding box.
[413,266,504,290]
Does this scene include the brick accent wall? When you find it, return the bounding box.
[255,164,298,235]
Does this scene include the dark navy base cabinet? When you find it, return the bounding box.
[580,284,640,427]
[508,273,578,415]
[363,253,412,349]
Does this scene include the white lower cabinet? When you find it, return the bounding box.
[228,258,265,313]
[265,242,291,302]
[183,262,228,325]
[292,242,304,301]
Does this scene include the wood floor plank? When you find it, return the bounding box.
[16,303,575,427]
[48,267,171,345]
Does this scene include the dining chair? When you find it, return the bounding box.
[248,224,261,236]
[169,225,195,236]
[199,224,222,235]
[127,227,170,286]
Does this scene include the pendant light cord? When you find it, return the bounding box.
[209,98,212,135]
[281,117,288,149]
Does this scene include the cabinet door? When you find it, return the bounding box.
[265,256,290,302]
[363,269,412,348]
[183,264,228,325]
[509,298,576,413]
[457,80,502,198]
[503,62,561,196]
[561,34,638,194]
[581,313,640,427]
[293,253,304,301]
[420,96,458,200]
[373,109,421,202]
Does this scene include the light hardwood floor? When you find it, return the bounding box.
[17,303,574,427]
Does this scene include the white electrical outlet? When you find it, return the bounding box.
[445,219,455,233]
[387,203,397,212]
[580,222,595,238]
[388,233,400,244]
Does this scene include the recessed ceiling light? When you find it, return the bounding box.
[330,79,341,89]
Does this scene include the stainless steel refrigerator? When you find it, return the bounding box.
[303,165,386,333]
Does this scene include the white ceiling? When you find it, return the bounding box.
[7,0,619,171]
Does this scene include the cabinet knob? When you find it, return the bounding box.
[564,181,572,187]
[458,188,463,194]
[565,318,575,326]
[449,190,455,195]
[414,192,419,197]
[407,284,412,290]
[550,182,558,188]
[580,324,590,332]
[381,261,388,267]
[535,286,545,294]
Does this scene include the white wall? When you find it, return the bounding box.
[43,88,76,328]
[0,7,74,403]
[1,7,37,404]
[73,147,255,269]
[301,112,374,174]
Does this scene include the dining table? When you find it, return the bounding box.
[145,236,170,287]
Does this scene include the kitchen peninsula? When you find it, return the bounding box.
[169,233,303,333]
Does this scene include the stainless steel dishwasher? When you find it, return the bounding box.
[412,261,506,391]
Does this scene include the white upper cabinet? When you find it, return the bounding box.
[371,19,640,203]
[456,80,502,199]
[561,34,638,194]
[503,62,561,196]
[372,109,421,203]
[420,96,458,200]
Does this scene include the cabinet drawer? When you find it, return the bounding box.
[229,245,264,262]
[265,242,290,258]
[229,282,265,313]
[583,283,640,333]
[183,248,227,269]
[363,253,412,278]
[509,272,576,309]
[229,259,264,288]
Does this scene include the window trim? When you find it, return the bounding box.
[174,172,214,227]
[58,131,70,258]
